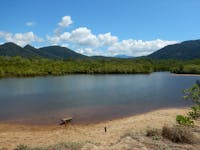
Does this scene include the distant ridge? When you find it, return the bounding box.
[1,39,200,60]
[39,46,87,59]
[114,54,133,58]
[0,42,88,59]
[0,42,38,58]
[148,39,200,60]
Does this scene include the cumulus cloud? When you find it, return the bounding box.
[76,47,103,56]
[48,27,99,46]
[107,39,177,56]
[68,27,99,46]
[58,16,73,27]
[54,16,73,35]
[73,39,177,57]
[46,15,178,56]
[98,32,118,46]
[47,27,118,48]
[0,15,179,56]
[0,31,43,46]
[26,22,36,27]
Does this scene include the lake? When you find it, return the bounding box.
[0,72,199,125]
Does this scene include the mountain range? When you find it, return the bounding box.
[0,42,87,59]
[148,39,200,60]
[0,39,200,60]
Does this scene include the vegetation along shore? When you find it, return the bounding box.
[0,56,200,78]
[1,39,200,78]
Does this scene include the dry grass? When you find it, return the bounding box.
[15,142,83,150]
[146,128,161,137]
[162,125,195,144]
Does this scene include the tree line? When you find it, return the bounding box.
[0,56,200,78]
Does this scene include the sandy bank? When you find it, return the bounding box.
[173,73,200,76]
[0,108,190,149]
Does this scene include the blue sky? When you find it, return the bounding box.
[0,0,200,56]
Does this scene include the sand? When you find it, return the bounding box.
[0,108,190,149]
[173,73,200,76]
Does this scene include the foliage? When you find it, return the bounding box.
[15,144,30,150]
[183,83,200,105]
[162,125,195,143]
[176,83,200,126]
[0,56,200,78]
[176,115,194,126]
[0,57,155,78]
[188,105,200,120]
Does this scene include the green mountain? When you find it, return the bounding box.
[148,40,200,60]
[0,42,38,58]
[39,46,87,59]
[24,45,61,59]
[0,42,88,59]
[2,39,200,60]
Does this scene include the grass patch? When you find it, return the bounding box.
[162,125,195,144]
[15,142,84,150]
[146,128,162,141]
[146,128,161,137]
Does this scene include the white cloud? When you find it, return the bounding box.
[61,43,69,48]
[107,39,178,56]
[48,27,99,47]
[46,35,60,45]
[98,32,118,46]
[46,16,178,57]
[26,22,36,27]
[68,27,99,46]
[76,47,103,56]
[0,31,43,46]
[0,15,179,56]
[54,16,73,35]
[58,16,73,27]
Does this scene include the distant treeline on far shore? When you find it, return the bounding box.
[0,56,200,78]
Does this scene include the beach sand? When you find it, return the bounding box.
[0,108,191,149]
[173,73,200,76]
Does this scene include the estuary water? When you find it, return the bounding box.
[0,72,199,125]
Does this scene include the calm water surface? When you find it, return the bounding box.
[0,72,199,125]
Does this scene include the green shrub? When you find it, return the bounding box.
[176,115,194,126]
[183,83,200,105]
[15,144,30,150]
[162,125,194,143]
[188,105,200,120]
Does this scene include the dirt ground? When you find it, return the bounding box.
[0,108,198,149]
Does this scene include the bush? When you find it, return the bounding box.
[176,115,194,126]
[146,128,161,137]
[162,125,194,143]
[15,144,30,150]
[188,105,200,120]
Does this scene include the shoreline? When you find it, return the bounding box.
[172,73,200,76]
[0,105,189,126]
[0,107,190,149]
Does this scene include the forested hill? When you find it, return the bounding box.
[148,39,200,60]
[1,39,200,60]
[0,42,88,59]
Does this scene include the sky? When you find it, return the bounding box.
[0,0,200,57]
